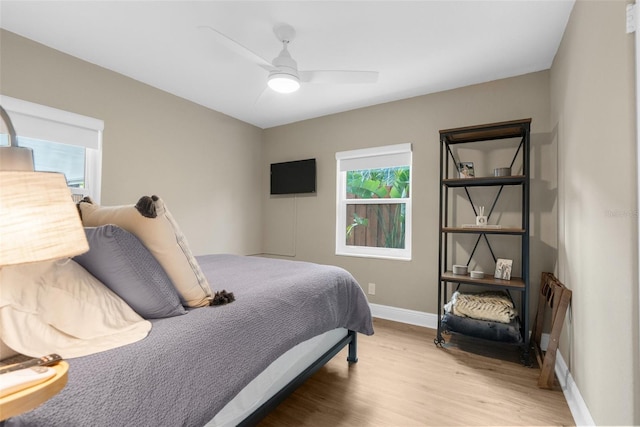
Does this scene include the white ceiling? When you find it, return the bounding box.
[0,1,574,129]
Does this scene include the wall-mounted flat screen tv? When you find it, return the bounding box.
[270,158,316,195]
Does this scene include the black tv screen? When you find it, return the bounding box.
[270,158,316,195]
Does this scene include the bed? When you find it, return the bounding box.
[2,231,373,426]
[3,254,373,426]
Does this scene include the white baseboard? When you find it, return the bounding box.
[554,351,595,426]
[369,303,593,426]
[369,303,437,329]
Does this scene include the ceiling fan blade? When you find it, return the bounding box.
[253,86,270,105]
[299,70,379,84]
[199,25,275,71]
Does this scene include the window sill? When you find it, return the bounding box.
[335,251,412,261]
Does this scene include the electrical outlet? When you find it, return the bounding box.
[368,283,376,295]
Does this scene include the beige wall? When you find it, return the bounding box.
[0,30,264,256]
[263,71,555,315]
[4,3,639,421]
[550,0,638,425]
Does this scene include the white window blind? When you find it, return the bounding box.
[337,143,411,172]
[0,95,103,149]
[0,95,103,203]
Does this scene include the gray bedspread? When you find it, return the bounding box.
[7,255,373,427]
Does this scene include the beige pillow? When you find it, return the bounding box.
[78,196,213,307]
[0,260,151,358]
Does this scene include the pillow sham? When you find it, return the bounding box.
[74,225,187,319]
[78,195,213,308]
[0,260,152,358]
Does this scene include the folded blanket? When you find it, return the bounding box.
[444,290,517,324]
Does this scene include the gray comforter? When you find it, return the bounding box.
[7,255,373,427]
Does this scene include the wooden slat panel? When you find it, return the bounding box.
[531,272,572,389]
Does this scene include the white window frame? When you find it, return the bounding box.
[336,143,412,260]
[0,95,103,203]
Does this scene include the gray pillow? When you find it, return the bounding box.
[74,225,187,319]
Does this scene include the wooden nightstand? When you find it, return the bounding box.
[0,361,68,421]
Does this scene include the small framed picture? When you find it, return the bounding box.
[458,162,475,178]
[494,258,513,280]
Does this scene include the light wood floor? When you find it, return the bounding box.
[259,318,574,426]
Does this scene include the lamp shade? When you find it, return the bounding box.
[0,171,89,266]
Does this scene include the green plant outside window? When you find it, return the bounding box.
[345,167,410,249]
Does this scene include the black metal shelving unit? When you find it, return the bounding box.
[435,118,531,361]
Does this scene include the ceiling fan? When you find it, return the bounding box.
[200,23,379,94]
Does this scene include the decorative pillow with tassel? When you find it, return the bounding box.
[78,195,229,308]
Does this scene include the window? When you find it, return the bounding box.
[336,143,412,260]
[0,96,103,202]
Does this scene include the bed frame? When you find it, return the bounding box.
[238,330,358,426]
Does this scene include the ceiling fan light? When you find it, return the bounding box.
[268,73,300,94]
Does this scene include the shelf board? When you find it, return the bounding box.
[443,175,525,187]
[440,118,532,144]
[442,227,525,235]
[441,271,525,289]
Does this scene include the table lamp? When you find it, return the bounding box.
[0,105,88,266]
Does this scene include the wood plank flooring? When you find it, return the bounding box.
[259,318,574,426]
